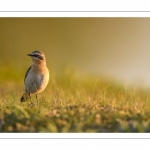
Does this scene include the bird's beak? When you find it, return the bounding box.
[27,53,33,56]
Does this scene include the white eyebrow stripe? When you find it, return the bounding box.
[32,52,44,60]
[32,52,41,56]
[32,53,43,57]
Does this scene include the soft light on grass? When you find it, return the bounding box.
[1,69,150,132]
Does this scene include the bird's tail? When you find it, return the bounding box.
[20,93,30,102]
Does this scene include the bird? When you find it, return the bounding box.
[20,50,49,104]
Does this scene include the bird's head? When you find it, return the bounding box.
[27,50,46,65]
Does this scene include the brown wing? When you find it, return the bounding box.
[24,66,31,82]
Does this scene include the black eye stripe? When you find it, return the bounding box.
[33,54,43,60]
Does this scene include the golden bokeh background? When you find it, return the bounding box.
[1,18,150,85]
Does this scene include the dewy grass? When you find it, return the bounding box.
[1,71,150,132]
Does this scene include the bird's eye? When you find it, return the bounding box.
[33,54,43,60]
[33,55,40,58]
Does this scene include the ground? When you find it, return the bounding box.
[1,69,150,132]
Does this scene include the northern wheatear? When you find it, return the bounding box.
[20,50,49,103]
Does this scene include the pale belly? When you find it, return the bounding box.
[24,71,49,94]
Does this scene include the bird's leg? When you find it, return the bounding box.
[36,94,38,106]
[29,93,35,107]
[29,93,31,101]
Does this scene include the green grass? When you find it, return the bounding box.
[1,69,150,132]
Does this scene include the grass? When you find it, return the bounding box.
[1,69,150,132]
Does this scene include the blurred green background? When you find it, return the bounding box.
[1,18,150,86]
